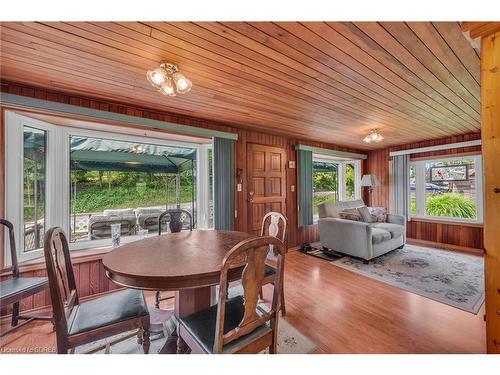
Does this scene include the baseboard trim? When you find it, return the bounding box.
[406,238,484,256]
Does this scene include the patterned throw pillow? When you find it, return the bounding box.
[357,206,373,223]
[339,208,362,222]
[368,207,388,222]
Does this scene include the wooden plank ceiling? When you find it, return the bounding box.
[0,22,480,150]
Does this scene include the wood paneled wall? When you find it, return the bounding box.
[365,132,484,253]
[0,80,363,315]
[365,149,390,207]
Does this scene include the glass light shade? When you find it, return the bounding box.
[364,130,383,143]
[173,72,192,94]
[147,68,167,88]
[159,79,176,96]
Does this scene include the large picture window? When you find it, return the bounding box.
[409,155,483,223]
[5,112,213,261]
[312,155,361,220]
[69,136,198,244]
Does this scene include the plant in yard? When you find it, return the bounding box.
[426,193,476,219]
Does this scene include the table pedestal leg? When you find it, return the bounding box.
[159,286,214,354]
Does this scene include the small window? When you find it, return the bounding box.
[344,162,355,200]
[23,126,47,252]
[312,155,361,221]
[313,160,339,218]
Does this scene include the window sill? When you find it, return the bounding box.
[409,217,483,228]
[0,245,113,277]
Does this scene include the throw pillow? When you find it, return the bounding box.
[368,207,388,222]
[357,206,373,223]
[339,208,362,222]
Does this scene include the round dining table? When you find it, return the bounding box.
[102,229,254,354]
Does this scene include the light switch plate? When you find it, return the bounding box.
[291,185,295,192]
[288,161,296,169]
[237,183,242,192]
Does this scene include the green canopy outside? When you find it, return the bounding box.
[24,133,197,173]
[312,161,339,173]
[69,137,196,173]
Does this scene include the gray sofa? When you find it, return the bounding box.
[318,199,406,262]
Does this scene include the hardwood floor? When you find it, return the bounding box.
[0,250,486,354]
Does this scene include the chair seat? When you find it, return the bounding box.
[0,277,48,307]
[178,295,271,353]
[68,289,148,336]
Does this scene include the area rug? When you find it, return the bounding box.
[332,244,484,314]
[75,311,317,354]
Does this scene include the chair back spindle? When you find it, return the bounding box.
[0,219,18,277]
[260,212,287,242]
[43,228,79,333]
[260,212,288,256]
[214,236,285,353]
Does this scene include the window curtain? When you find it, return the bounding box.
[391,154,410,220]
[298,149,313,226]
[213,137,235,230]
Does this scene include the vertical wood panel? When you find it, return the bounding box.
[480,29,500,353]
[0,107,5,268]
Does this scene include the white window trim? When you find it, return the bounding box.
[409,155,483,224]
[5,112,213,264]
[311,154,362,222]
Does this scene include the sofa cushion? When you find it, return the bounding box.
[357,206,373,223]
[371,228,391,244]
[368,207,388,222]
[339,207,362,221]
[318,199,365,218]
[372,223,404,239]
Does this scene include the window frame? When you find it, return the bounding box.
[409,155,483,224]
[5,112,213,263]
[312,154,362,222]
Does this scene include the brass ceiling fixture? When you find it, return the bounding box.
[147,61,192,97]
[363,129,384,143]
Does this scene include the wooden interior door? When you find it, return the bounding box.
[247,143,287,235]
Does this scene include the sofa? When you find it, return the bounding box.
[317,199,406,262]
[88,208,137,240]
[135,207,163,233]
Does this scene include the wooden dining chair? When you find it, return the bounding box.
[43,227,151,354]
[155,208,193,308]
[0,219,51,337]
[178,236,285,354]
[259,212,288,316]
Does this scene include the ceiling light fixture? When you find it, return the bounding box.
[147,61,192,96]
[363,129,384,143]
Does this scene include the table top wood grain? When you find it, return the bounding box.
[102,230,254,291]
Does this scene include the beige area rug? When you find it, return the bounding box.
[75,316,316,354]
